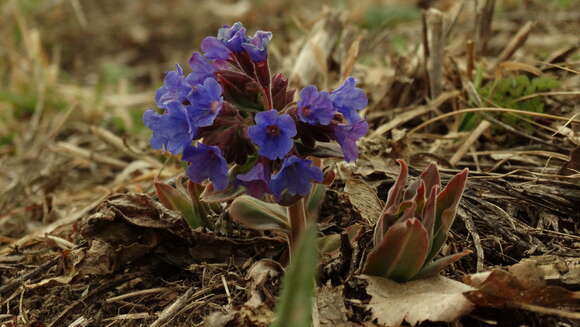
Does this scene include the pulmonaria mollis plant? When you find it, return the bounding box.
[144,22,368,205]
[363,160,471,282]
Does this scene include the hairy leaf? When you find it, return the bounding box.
[229,195,290,232]
[416,249,472,279]
[154,181,205,229]
[429,168,468,262]
[385,159,409,209]
[201,182,246,202]
[421,185,438,252]
[364,218,430,282]
[374,160,409,246]
[420,163,441,199]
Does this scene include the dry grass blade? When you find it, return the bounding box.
[0,195,106,256]
[50,142,127,168]
[407,107,580,137]
[149,287,199,327]
[290,10,341,86]
[369,91,460,138]
[449,120,491,166]
[495,21,535,65]
[514,90,580,102]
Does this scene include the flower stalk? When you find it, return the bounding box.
[287,198,307,250]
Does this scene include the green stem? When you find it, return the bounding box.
[287,198,307,253]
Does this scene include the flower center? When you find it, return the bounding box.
[266,125,280,136]
[302,106,312,117]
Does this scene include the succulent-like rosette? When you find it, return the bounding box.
[363,160,471,282]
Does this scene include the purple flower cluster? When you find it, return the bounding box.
[144,23,368,203]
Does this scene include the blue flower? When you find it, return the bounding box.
[334,120,368,162]
[201,37,231,61]
[270,156,323,199]
[186,52,216,85]
[187,78,224,127]
[330,77,368,123]
[297,85,336,125]
[155,65,191,109]
[241,31,272,63]
[217,22,247,52]
[182,143,229,191]
[248,110,297,160]
[143,102,197,154]
[201,23,247,60]
[236,163,270,198]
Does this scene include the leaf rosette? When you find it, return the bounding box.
[363,160,471,282]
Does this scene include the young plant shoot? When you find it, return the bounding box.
[363,160,471,282]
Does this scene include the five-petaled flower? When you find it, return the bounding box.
[241,31,272,63]
[236,163,271,198]
[143,102,197,154]
[186,78,224,127]
[248,110,297,160]
[330,77,368,124]
[182,143,229,191]
[270,156,323,200]
[155,65,190,109]
[334,120,369,162]
[187,52,216,85]
[297,86,336,126]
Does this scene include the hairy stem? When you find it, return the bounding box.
[287,198,307,252]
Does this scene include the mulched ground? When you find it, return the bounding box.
[1,0,579,326]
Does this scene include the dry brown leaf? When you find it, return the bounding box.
[317,285,348,327]
[463,269,580,310]
[246,259,283,308]
[362,275,474,326]
[290,10,342,86]
[517,255,580,287]
[344,178,383,224]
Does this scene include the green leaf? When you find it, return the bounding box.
[229,195,290,232]
[270,224,318,327]
[201,182,246,203]
[416,249,472,279]
[154,181,205,229]
[364,218,430,282]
